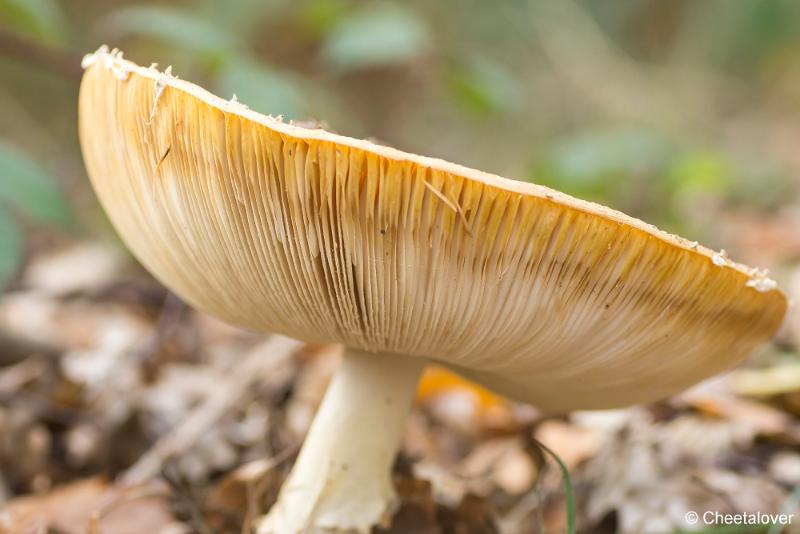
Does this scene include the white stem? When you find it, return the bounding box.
[258,347,425,534]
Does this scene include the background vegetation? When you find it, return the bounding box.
[1,1,799,533]
[2,0,800,281]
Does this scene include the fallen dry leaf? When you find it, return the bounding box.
[731,362,800,397]
[23,243,125,297]
[0,478,180,534]
[534,419,602,470]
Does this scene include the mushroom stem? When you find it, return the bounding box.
[258,347,425,534]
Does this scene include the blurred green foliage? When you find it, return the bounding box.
[106,6,239,60]
[320,2,429,71]
[447,57,522,116]
[532,128,673,207]
[0,143,70,226]
[1,0,799,282]
[0,142,70,287]
[216,58,306,119]
[0,0,63,43]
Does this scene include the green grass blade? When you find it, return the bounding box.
[535,438,576,534]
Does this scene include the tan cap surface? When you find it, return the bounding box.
[79,48,787,411]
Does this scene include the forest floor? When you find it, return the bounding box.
[0,232,799,534]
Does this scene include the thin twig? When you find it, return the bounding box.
[121,336,302,484]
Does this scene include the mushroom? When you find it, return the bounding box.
[78,47,787,534]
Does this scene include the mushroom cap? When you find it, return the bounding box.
[79,48,787,411]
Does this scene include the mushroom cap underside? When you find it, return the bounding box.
[79,49,787,411]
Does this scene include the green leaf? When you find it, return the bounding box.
[0,142,70,225]
[298,0,348,36]
[200,0,290,34]
[216,58,306,120]
[0,0,63,43]
[447,57,521,116]
[105,6,238,59]
[668,149,732,195]
[535,439,576,534]
[0,206,22,290]
[532,128,672,203]
[321,2,429,71]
